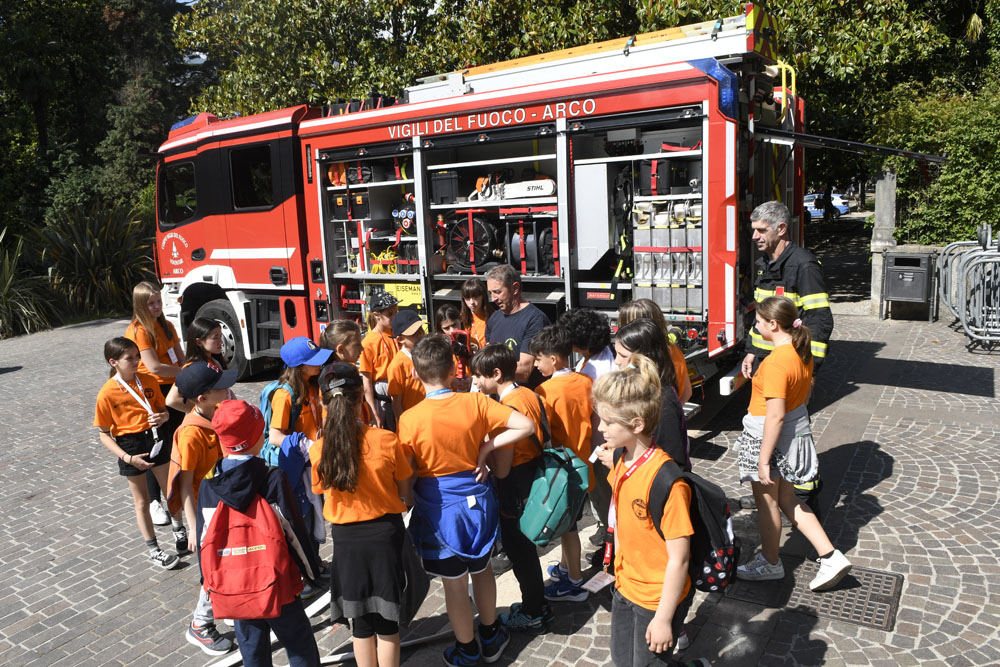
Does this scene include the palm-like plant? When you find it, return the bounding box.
[39,201,154,316]
[0,228,56,338]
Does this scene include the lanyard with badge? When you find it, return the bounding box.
[584,445,656,593]
[115,373,164,457]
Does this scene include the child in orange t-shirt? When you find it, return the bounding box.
[469,344,551,633]
[436,303,474,393]
[592,354,696,667]
[399,335,534,666]
[460,278,496,350]
[93,337,178,571]
[167,361,239,656]
[268,337,332,445]
[736,296,851,592]
[386,310,427,423]
[530,324,596,602]
[310,363,413,667]
[360,292,400,429]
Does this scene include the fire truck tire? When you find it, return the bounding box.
[196,298,250,379]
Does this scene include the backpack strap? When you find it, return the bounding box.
[647,459,684,541]
[266,382,301,433]
[528,392,554,453]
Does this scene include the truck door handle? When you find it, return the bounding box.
[191,248,206,261]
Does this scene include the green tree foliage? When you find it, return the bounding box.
[877,76,1000,244]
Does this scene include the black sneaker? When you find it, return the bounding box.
[150,548,180,570]
[443,642,481,666]
[186,622,235,656]
[173,526,190,555]
[589,525,608,548]
[478,623,510,664]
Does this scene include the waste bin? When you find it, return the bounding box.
[880,250,936,321]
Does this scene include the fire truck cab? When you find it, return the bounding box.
[155,4,803,388]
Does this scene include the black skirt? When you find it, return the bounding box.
[329,513,406,623]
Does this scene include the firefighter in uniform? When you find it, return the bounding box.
[740,200,833,513]
[741,200,833,377]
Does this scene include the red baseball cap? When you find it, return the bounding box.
[211,400,265,455]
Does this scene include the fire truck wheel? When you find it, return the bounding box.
[196,298,249,379]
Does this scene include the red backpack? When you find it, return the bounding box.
[200,495,303,619]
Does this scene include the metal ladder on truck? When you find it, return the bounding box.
[406,5,779,102]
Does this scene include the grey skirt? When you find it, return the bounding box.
[737,405,818,484]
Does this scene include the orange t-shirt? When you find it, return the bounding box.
[498,386,544,467]
[469,312,488,349]
[166,412,222,514]
[270,385,322,440]
[398,392,513,478]
[536,372,594,483]
[748,343,813,417]
[611,447,694,610]
[309,426,412,524]
[386,350,425,411]
[668,344,689,397]
[94,372,166,436]
[359,329,398,382]
[124,319,180,384]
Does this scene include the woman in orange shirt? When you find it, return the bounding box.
[735,296,851,592]
[124,281,186,534]
[360,292,400,429]
[460,278,495,350]
[310,363,413,667]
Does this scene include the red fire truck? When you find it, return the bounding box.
[155,5,801,385]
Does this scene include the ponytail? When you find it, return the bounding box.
[789,319,813,366]
[757,296,812,365]
[316,385,364,493]
[592,353,662,435]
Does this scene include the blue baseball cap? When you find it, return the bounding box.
[280,337,332,367]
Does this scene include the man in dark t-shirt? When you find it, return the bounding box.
[484,265,550,389]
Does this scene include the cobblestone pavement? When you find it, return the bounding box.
[1,312,999,666]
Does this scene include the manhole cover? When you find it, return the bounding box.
[724,555,903,631]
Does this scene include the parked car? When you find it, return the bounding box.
[803,193,850,219]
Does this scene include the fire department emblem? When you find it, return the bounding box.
[161,232,190,267]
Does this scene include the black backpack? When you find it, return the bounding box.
[614,450,740,592]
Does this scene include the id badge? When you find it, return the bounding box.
[583,571,615,593]
[167,348,179,364]
[150,438,164,459]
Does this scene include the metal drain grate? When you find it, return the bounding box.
[724,555,903,631]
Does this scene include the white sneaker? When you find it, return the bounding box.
[149,499,170,526]
[809,550,852,591]
[736,552,785,581]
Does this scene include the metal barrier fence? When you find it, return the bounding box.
[937,224,1000,346]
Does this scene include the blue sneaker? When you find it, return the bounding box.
[443,643,480,666]
[546,561,568,582]
[499,602,549,633]
[478,622,510,664]
[544,577,588,602]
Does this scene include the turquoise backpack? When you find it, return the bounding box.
[258,381,301,466]
[518,394,591,547]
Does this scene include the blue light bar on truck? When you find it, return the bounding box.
[688,58,738,120]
